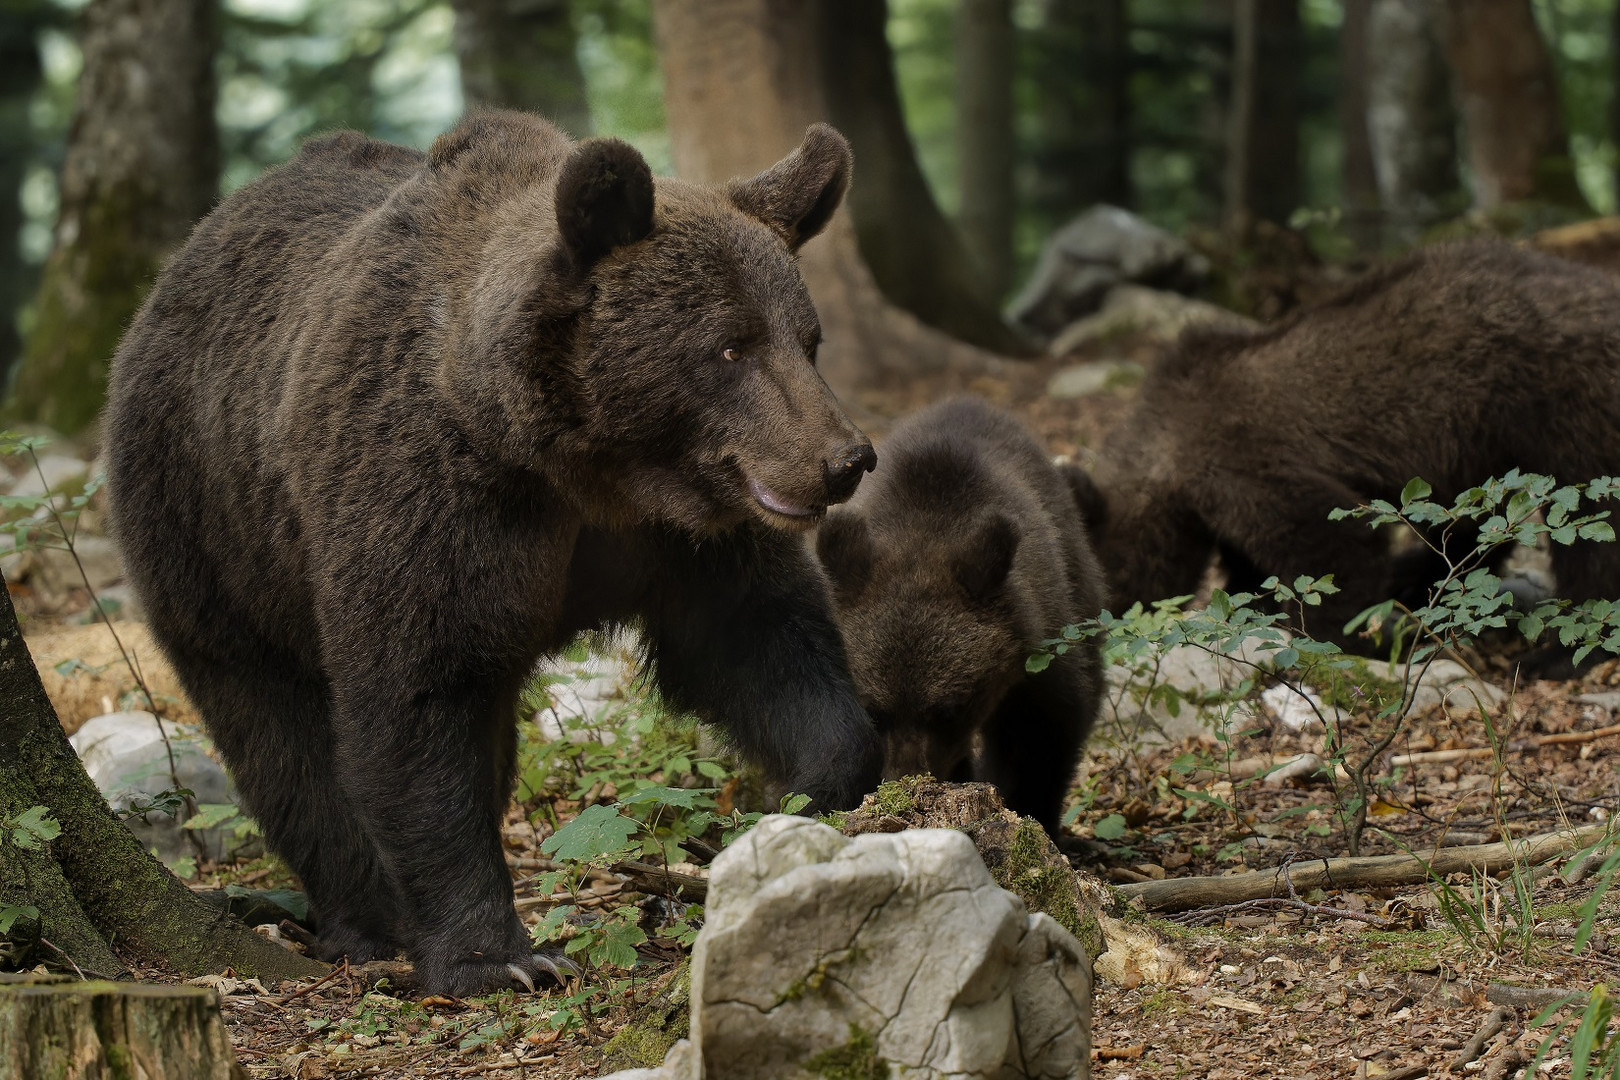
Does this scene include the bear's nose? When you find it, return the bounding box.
[822,442,877,505]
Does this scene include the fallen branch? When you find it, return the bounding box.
[613,859,708,903]
[1391,723,1620,767]
[1116,824,1611,912]
[1482,1047,1528,1080]
[1453,1007,1510,1070]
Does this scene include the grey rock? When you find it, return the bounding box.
[6,453,89,499]
[1009,206,1210,338]
[1045,360,1144,400]
[1048,285,1255,359]
[605,816,1093,1080]
[69,711,240,863]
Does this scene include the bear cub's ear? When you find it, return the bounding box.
[956,513,1020,601]
[1056,459,1107,532]
[555,138,655,271]
[727,123,852,251]
[815,511,874,603]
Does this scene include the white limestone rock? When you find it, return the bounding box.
[603,815,1092,1080]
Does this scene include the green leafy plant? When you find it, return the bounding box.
[1033,472,1620,855]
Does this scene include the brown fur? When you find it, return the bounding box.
[816,397,1106,834]
[1077,240,1620,643]
[103,111,882,995]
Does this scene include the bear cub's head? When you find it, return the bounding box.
[507,123,877,534]
[816,496,1028,782]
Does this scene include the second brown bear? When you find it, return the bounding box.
[815,396,1106,833]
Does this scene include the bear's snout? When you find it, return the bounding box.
[822,442,877,505]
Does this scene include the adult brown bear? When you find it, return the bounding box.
[104,111,880,995]
[815,397,1106,834]
[1072,241,1620,646]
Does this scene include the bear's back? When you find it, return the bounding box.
[1126,240,1620,492]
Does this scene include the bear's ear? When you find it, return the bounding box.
[815,511,874,602]
[727,123,852,251]
[956,513,1020,602]
[555,138,655,272]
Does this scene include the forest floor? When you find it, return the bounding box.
[13,338,1620,1079]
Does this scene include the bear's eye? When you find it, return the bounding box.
[722,347,742,362]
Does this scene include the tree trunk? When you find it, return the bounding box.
[955,0,1016,299]
[1223,0,1257,230]
[0,582,323,984]
[7,0,220,437]
[449,0,591,137]
[0,978,245,1079]
[1030,0,1131,224]
[650,0,1012,393]
[1436,0,1589,211]
[1340,0,1381,248]
[1223,0,1300,229]
[0,3,48,392]
[1366,0,1461,240]
[810,0,1029,355]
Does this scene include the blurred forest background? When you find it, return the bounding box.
[2,0,1618,433]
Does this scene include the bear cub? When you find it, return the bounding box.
[815,396,1106,834]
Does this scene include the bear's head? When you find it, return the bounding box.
[815,505,1029,782]
[452,120,876,535]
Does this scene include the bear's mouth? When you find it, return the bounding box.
[746,476,824,525]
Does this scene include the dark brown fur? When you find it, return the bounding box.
[815,397,1106,834]
[103,112,883,995]
[1076,240,1620,643]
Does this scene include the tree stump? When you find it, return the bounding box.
[0,976,245,1079]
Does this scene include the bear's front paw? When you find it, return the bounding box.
[417,950,578,997]
[310,920,399,966]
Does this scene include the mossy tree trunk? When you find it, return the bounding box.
[651,0,1015,394]
[449,0,591,137]
[0,581,322,984]
[7,0,220,436]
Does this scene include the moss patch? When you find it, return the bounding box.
[869,777,925,817]
[990,817,1102,956]
[595,960,690,1072]
[805,1024,887,1080]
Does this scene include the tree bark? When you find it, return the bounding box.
[0,978,245,1079]
[7,0,220,436]
[0,2,48,392]
[1436,0,1589,211]
[1366,0,1461,240]
[449,0,591,137]
[1222,0,1301,229]
[650,0,1013,393]
[955,0,1016,299]
[1340,0,1380,248]
[0,581,323,984]
[811,0,1029,355]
